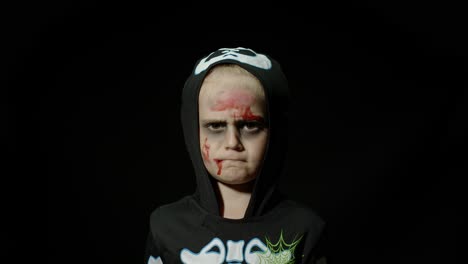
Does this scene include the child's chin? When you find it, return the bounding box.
[213,171,255,184]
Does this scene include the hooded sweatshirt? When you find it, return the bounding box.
[144,47,329,264]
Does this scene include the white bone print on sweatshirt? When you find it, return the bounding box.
[180,237,273,264]
[148,231,302,264]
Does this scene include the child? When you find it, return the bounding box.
[144,47,329,263]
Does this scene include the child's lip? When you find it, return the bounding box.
[214,158,245,162]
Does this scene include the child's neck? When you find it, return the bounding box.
[216,180,254,220]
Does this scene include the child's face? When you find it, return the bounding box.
[198,69,268,185]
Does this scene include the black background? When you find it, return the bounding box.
[4,1,466,263]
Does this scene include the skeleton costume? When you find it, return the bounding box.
[144,48,329,264]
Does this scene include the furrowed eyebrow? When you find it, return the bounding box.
[201,118,266,124]
[239,116,266,123]
[235,119,267,127]
[200,119,227,125]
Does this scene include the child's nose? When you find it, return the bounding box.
[224,127,244,151]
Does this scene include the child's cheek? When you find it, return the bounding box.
[202,137,210,162]
[201,136,223,176]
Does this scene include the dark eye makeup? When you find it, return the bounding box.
[201,120,267,134]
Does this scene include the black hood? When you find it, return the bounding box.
[180,47,290,218]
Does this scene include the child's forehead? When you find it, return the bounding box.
[202,85,258,98]
[199,84,265,108]
[199,70,265,98]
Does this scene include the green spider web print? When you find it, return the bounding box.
[256,229,303,264]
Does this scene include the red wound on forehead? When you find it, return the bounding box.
[202,137,210,162]
[211,90,263,121]
[211,90,254,111]
[238,107,263,121]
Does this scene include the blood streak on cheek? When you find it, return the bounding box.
[213,159,223,175]
[202,137,210,162]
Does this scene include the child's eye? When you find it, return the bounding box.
[240,121,264,133]
[205,122,226,132]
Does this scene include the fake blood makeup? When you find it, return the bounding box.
[211,90,263,122]
[202,137,210,162]
[213,159,223,175]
